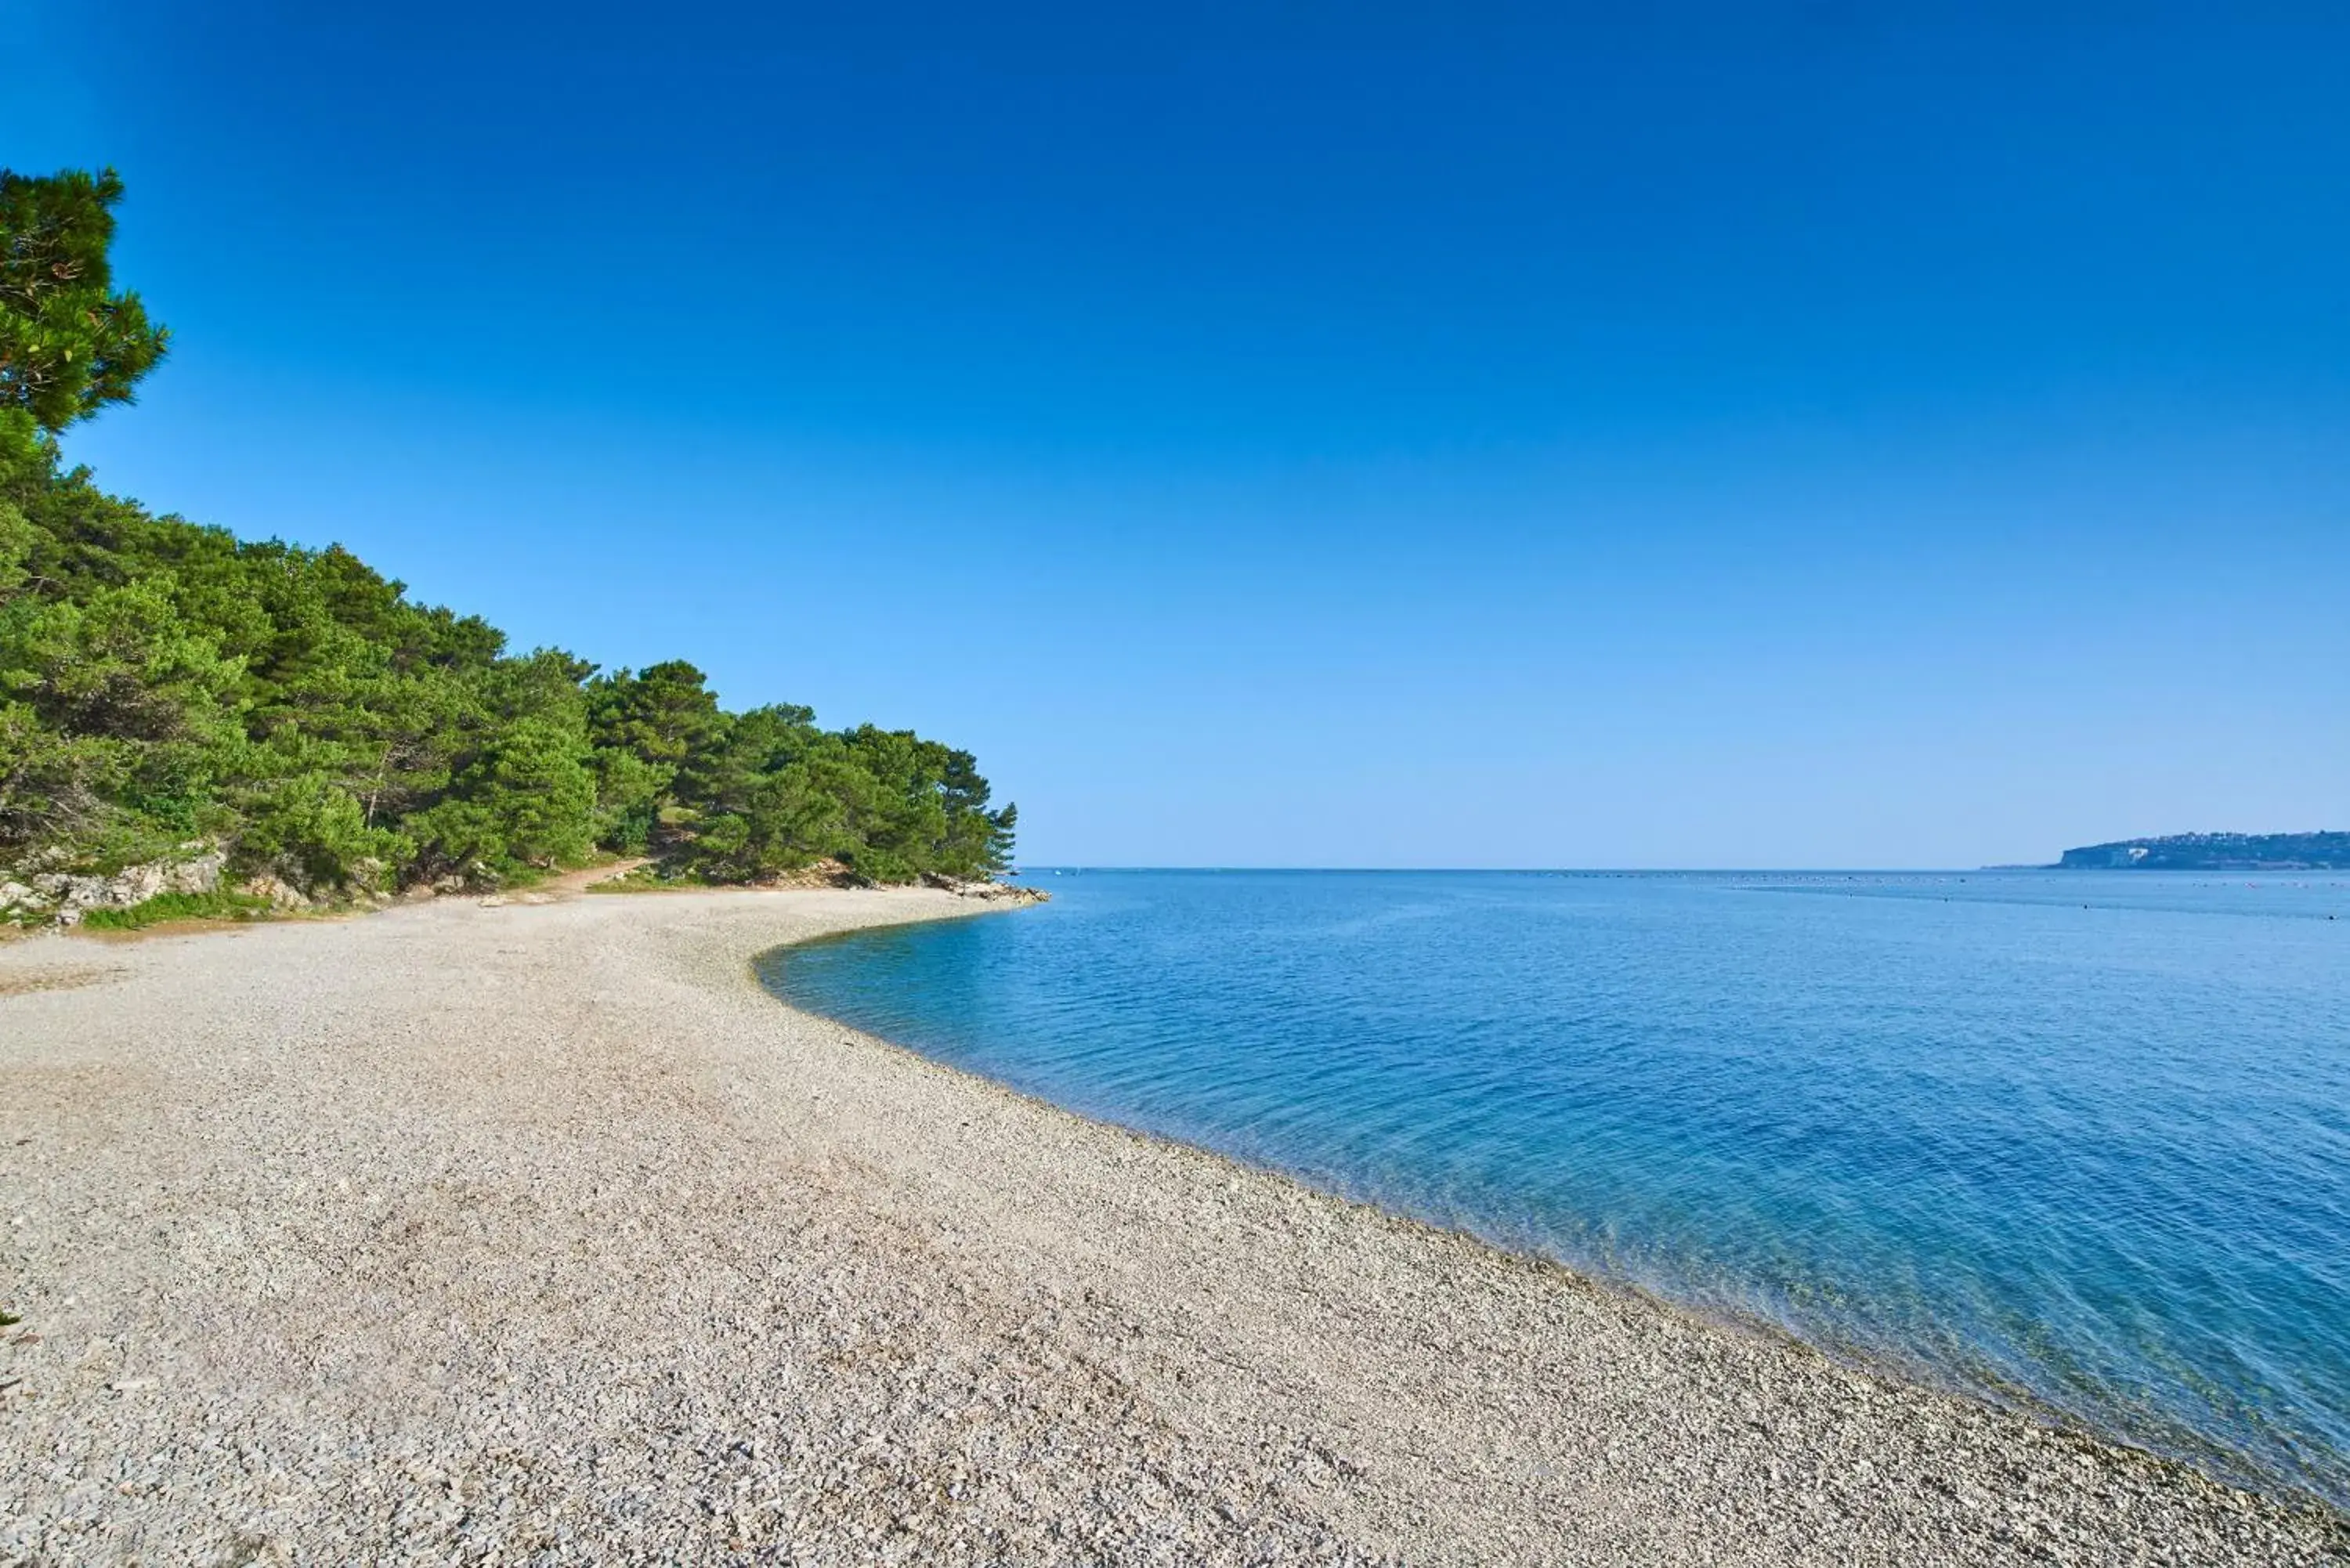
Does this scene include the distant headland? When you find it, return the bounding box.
[2056,831,2349,870]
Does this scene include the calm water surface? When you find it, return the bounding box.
[761,869,2350,1505]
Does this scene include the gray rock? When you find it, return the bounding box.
[239,874,312,911]
[2,844,227,926]
[919,873,1051,905]
[159,848,226,897]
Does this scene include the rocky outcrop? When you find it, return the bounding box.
[237,875,313,912]
[919,873,1050,905]
[0,845,228,927]
[0,850,1049,927]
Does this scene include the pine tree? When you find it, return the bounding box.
[0,168,170,432]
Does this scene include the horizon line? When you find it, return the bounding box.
[1006,865,2065,876]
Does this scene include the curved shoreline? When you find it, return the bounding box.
[757,913,2334,1519]
[2,888,2344,1564]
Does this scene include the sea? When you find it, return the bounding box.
[759,869,2350,1507]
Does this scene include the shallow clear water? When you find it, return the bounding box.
[761,869,2350,1505]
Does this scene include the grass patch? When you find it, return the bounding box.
[79,889,274,930]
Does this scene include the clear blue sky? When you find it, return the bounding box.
[14,2,2347,868]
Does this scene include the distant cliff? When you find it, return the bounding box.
[2057,832,2350,870]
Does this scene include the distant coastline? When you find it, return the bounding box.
[2055,831,2349,870]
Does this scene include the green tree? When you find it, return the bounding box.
[0,573,244,858]
[1,169,169,432]
[589,746,670,852]
[409,716,597,880]
[0,493,38,602]
[587,660,725,772]
[237,771,406,890]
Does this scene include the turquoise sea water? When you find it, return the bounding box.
[761,869,2350,1506]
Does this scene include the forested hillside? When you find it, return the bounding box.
[0,168,1014,922]
[2056,832,2348,870]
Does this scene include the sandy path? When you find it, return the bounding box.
[1,891,2341,1565]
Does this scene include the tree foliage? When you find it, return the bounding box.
[1,169,170,431]
[0,419,1017,892]
[0,171,1017,898]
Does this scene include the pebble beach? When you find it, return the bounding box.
[3,887,2344,1565]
